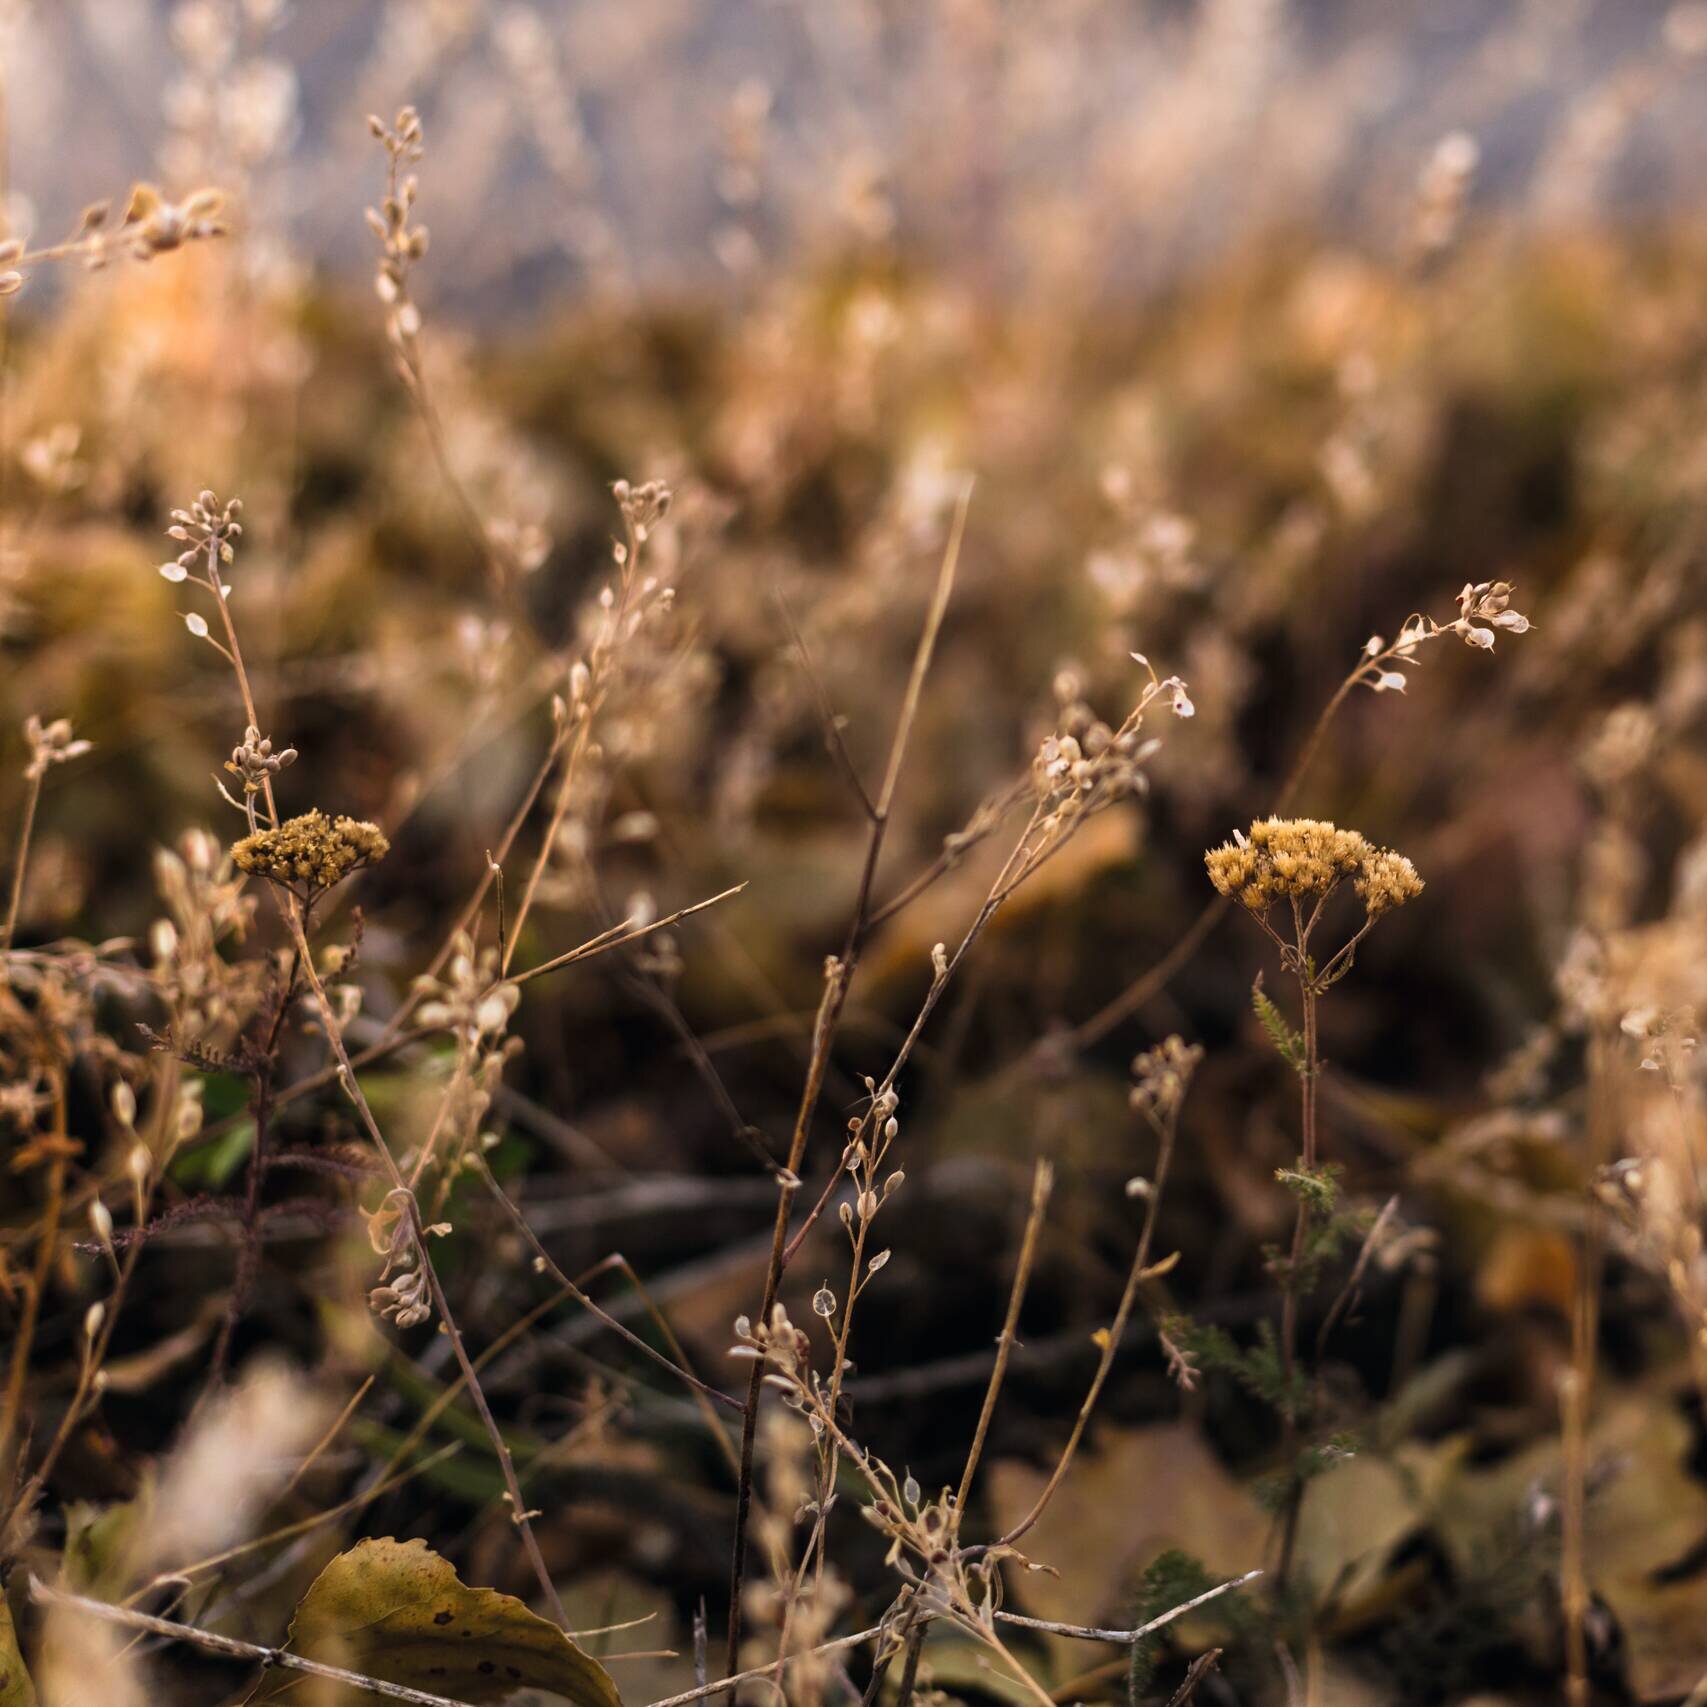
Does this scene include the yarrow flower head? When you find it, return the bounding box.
[232,810,389,898]
[1205,817,1422,920]
[1355,847,1426,918]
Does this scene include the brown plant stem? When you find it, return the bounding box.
[997,1065,1187,1549]
[1,761,41,953]
[724,481,970,1684]
[955,1160,1054,1519]
[1274,971,1319,1592]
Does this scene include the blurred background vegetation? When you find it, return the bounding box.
[4,4,1707,1705]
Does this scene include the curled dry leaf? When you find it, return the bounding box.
[252,1537,622,1707]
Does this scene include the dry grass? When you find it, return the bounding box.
[3,11,1707,1707]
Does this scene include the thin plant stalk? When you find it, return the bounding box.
[1,761,40,951]
[724,481,970,1681]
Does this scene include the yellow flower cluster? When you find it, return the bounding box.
[1355,847,1425,917]
[1204,817,1421,917]
[232,810,389,893]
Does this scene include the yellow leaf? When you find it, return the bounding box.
[0,1597,37,1707]
[253,1537,623,1706]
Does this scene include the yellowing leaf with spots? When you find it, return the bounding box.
[0,1597,36,1707]
[254,1537,622,1707]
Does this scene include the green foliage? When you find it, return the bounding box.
[1266,1163,1373,1299]
[1161,1315,1306,1419]
[1253,1432,1362,1513]
[1125,1548,1259,1704]
[1251,976,1306,1076]
[168,1118,254,1189]
[1126,1550,1217,1703]
[1274,1160,1341,1213]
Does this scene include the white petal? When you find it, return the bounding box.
[184,612,209,637]
[158,560,188,582]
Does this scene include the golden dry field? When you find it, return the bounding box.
[4,5,1707,1705]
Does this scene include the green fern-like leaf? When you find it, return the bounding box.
[1127,1550,1217,1703]
[1251,976,1306,1075]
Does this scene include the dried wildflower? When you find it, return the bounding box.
[613,477,673,542]
[231,810,389,898]
[164,490,243,569]
[369,1262,432,1331]
[1453,579,1531,649]
[23,715,92,780]
[1355,848,1426,918]
[1130,1035,1204,1122]
[1353,580,1532,699]
[366,108,429,349]
[411,932,518,1042]
[1204,817,1374,912]
[121,183,226,258]
[225,725,298,797]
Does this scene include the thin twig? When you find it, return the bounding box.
[473,1160,746,1449]
[1,763,42,951]
[506,884,747,988]
[955,1161,1053,1516]
[1166,1647,1225,1707]
[775,584,876,820]
[997,1070,1190,1549]
[991,1573,1262,1643]
[651,1622,892,1707]
[30,1578,483,1707]
[725,481,971,1681]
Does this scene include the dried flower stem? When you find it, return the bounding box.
[0,1069,64,1467]
[1564,1028,1614,1707]
[291,922,570,1627]
[1272,974,1320,1581]
[3,1105,159,1550]
[725,481,971,1681]
[193,500,571,1629]
[955,1160,1054,1516]
[647,1621,895,1707]
[998,1051,1191,1549]
[472,1155,746,1444]
[993,1572,1263,1642]
[506,884,748,988]
[0,762,40,952]
[1069,593,1516,1050]
[369,109,524,597]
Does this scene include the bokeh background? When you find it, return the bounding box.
[5,3,1707,1704]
